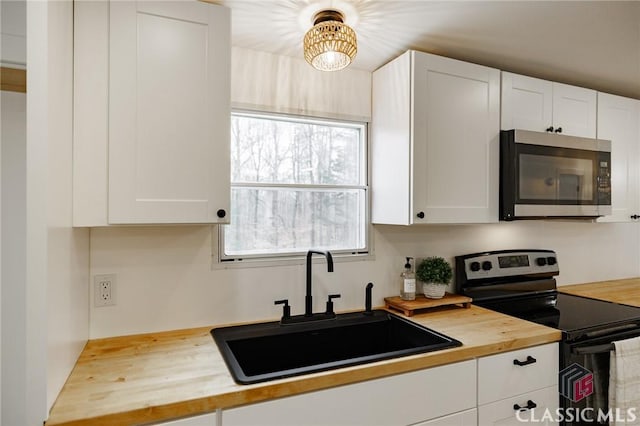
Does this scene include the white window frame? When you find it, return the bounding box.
[215,110,372,267]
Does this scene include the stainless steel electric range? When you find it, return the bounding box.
[456,249,640,425]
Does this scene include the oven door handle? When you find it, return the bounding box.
[572,343,614,355]
[584,323,640,338]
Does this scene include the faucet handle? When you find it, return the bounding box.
[325,294,341,315]
[274,299,291,321]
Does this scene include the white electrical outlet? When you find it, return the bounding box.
[94,274,116,307]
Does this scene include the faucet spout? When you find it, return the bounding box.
[305,250,334,316]
[364,282,374,315]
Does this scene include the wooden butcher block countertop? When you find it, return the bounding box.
[46,305,561,426]
[559,277,640,306]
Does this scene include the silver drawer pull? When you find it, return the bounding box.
[513,355,536,366]
[514,400,537,411]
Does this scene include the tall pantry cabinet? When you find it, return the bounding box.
[73,0,230,226]
[371,50,500,225]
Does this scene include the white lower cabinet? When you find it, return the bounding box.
[222,360,476,426]
[478,386,558,426]
[478,343,559,405]
[219,344,559,426]
[149,411,217,425]
[478,343,559,426]
[414,408,477,426]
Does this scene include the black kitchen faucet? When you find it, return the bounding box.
[274,249,337,324]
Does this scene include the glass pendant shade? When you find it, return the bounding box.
[303,10,357,72]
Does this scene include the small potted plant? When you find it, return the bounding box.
[416,256,452,299]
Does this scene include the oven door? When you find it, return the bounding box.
[561,326,640,425]
[500,129,611,220]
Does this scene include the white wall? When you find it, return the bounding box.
[88,48,640,339]
[1,1,90,424]
[1,3,27,424]
[1,0,27,69]
[231,47,371,122]
[44,0,90,413]
[24,0,48,422]
[1,90,26,426]
[89,221,639,338]
[0,2,88,422]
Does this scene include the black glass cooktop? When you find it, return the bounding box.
[476,292,640,341]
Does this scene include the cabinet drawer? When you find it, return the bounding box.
[478,386,558,426]
[478,343,558,404]
[149,412,217,425]
[223,359,476,426]
[413,408,477,426]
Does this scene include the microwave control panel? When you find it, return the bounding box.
[597,153,611,205]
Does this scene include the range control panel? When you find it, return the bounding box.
[456,249,559,282]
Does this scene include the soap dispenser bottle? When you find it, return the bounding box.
[400,257,416,301]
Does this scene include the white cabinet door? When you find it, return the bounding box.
[552,82,597,138]
[597,92,640,222]
[414,408,477,426]
[412,52,500,224]
[149,412,217,426]
[500,72,596,138]
[501,72,553,133]
[222,360,477,426]
[371,50,499,225]
[108,1,230,224]
[478,343,558,405]
[478,386,558,426]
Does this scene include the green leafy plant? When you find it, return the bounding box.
[416,257,452,285]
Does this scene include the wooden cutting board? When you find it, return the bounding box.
[385,293,472,317]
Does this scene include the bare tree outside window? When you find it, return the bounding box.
[222,112,368,258]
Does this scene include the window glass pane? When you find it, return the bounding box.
[231,114,362,185]
[224,187,366,256]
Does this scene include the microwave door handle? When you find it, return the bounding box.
[572,343,615,355]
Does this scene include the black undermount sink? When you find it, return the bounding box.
[211,310,462,384]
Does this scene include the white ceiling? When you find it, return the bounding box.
[218,0,640,99]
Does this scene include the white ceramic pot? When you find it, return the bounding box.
[422,282,446,299]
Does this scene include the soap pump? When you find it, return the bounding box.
[400,257,416,301]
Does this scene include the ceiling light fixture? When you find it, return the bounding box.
[303,9,357,72]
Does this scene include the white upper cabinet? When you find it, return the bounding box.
[500,72,553,133]
[73,0,230,226]
[372,51,500,225]
[552,82,597,138]
[501,72,597,138]
[597,93,640,223]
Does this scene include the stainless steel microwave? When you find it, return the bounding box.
[500,129,611,220]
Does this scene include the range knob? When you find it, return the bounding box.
[470,261,481,272]
[536,257,547,266]
[547,256,557,266]
[481,261,493,271]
